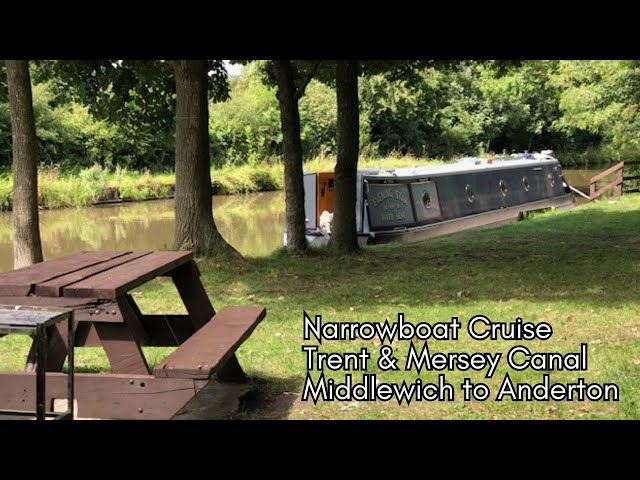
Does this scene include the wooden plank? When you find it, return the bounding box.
[0,372,199,420]
[116,296,149,345]
[589,162,624,184]
[74,323,101,347]
[0,307,72,329]
[66,314,195,347]
[35,251,153,297]
[25,320,79,373]
[0,251,130,296]
[95,323,150,375]
[0,296,123,324]
[63,251,193,299]
[171,260,215,331]
[138,315,195,346]
[154,306,266,379]
[591,178,622,200]
[616,166,623,198]
[0,296,100,308]
[75,301,123,323]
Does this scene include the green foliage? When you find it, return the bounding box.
[0,76,176,171]
[550,60,640,162]
[209,63,338,165]
[31,83,117,169]
[4,60,640,171]
[360,61,567,159]
[31,60,229,171]
[209,64,281,166]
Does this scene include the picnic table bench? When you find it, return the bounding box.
[0,251,266,419]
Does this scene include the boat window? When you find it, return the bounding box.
[499,180,508,196]
[548,172,555,187]
[422,191,431,209]
[522,176,530,191]
[465,185,475,203]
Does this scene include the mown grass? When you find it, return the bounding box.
[1,193,639,420]
[0,154,444,212]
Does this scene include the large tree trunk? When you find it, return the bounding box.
[273,60,307,254]
[173,60,239,257]
[6,60,44,269]
[329,60,360,254]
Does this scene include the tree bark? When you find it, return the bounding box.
[172,60,239,257]
[329,60,360,254]
[6,60,44,268]
[273,60,307,254]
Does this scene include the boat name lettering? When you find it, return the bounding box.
[381,211,407,221]
[371,188,408,207]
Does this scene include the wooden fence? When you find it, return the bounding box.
[589,161,640,201]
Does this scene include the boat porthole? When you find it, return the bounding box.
[522,176,530,191]
[548,172,555,187]
[499,180,508,197]
[422,191,431,209]
[465,184,475,203]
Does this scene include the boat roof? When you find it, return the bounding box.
[359,152,561,178]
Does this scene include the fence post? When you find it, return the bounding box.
[590,179,596,200]
[616,162,624,198]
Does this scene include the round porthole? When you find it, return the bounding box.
[422,191,431,209]
[499,180,508,197]
[547,172,555,187]
[522,176,530,191]
[465,184,475,203]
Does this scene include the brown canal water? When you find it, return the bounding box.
[562,169,601,196]
[0,169,609,273]
[0,191,286,273]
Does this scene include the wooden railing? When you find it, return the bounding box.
[589,161,640,201]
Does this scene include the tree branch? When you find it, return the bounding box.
[295,60,322,99]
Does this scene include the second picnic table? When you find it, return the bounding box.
[0,250,266,419]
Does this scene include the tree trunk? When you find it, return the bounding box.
[329,60,360,254]
[6,60,44,269]
[273,60,307,254]
[172,60,239,257]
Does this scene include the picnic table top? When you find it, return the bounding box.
[0,251,193,300]
[0,305,72,332]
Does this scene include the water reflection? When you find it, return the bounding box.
[562,169,601,194]
[0,191,286,272]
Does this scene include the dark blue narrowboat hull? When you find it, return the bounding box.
[295,152,576,247]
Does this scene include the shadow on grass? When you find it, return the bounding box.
[195,202,640,311]
[232,374,304,420]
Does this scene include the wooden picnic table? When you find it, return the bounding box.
[0,251,266,419]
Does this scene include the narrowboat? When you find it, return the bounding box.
[291,150,575,247]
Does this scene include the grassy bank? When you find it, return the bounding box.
[0,164,283,211]
[0,154,443,212]
[1,194,639,419]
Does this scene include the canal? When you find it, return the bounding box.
[0,169,610,272]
